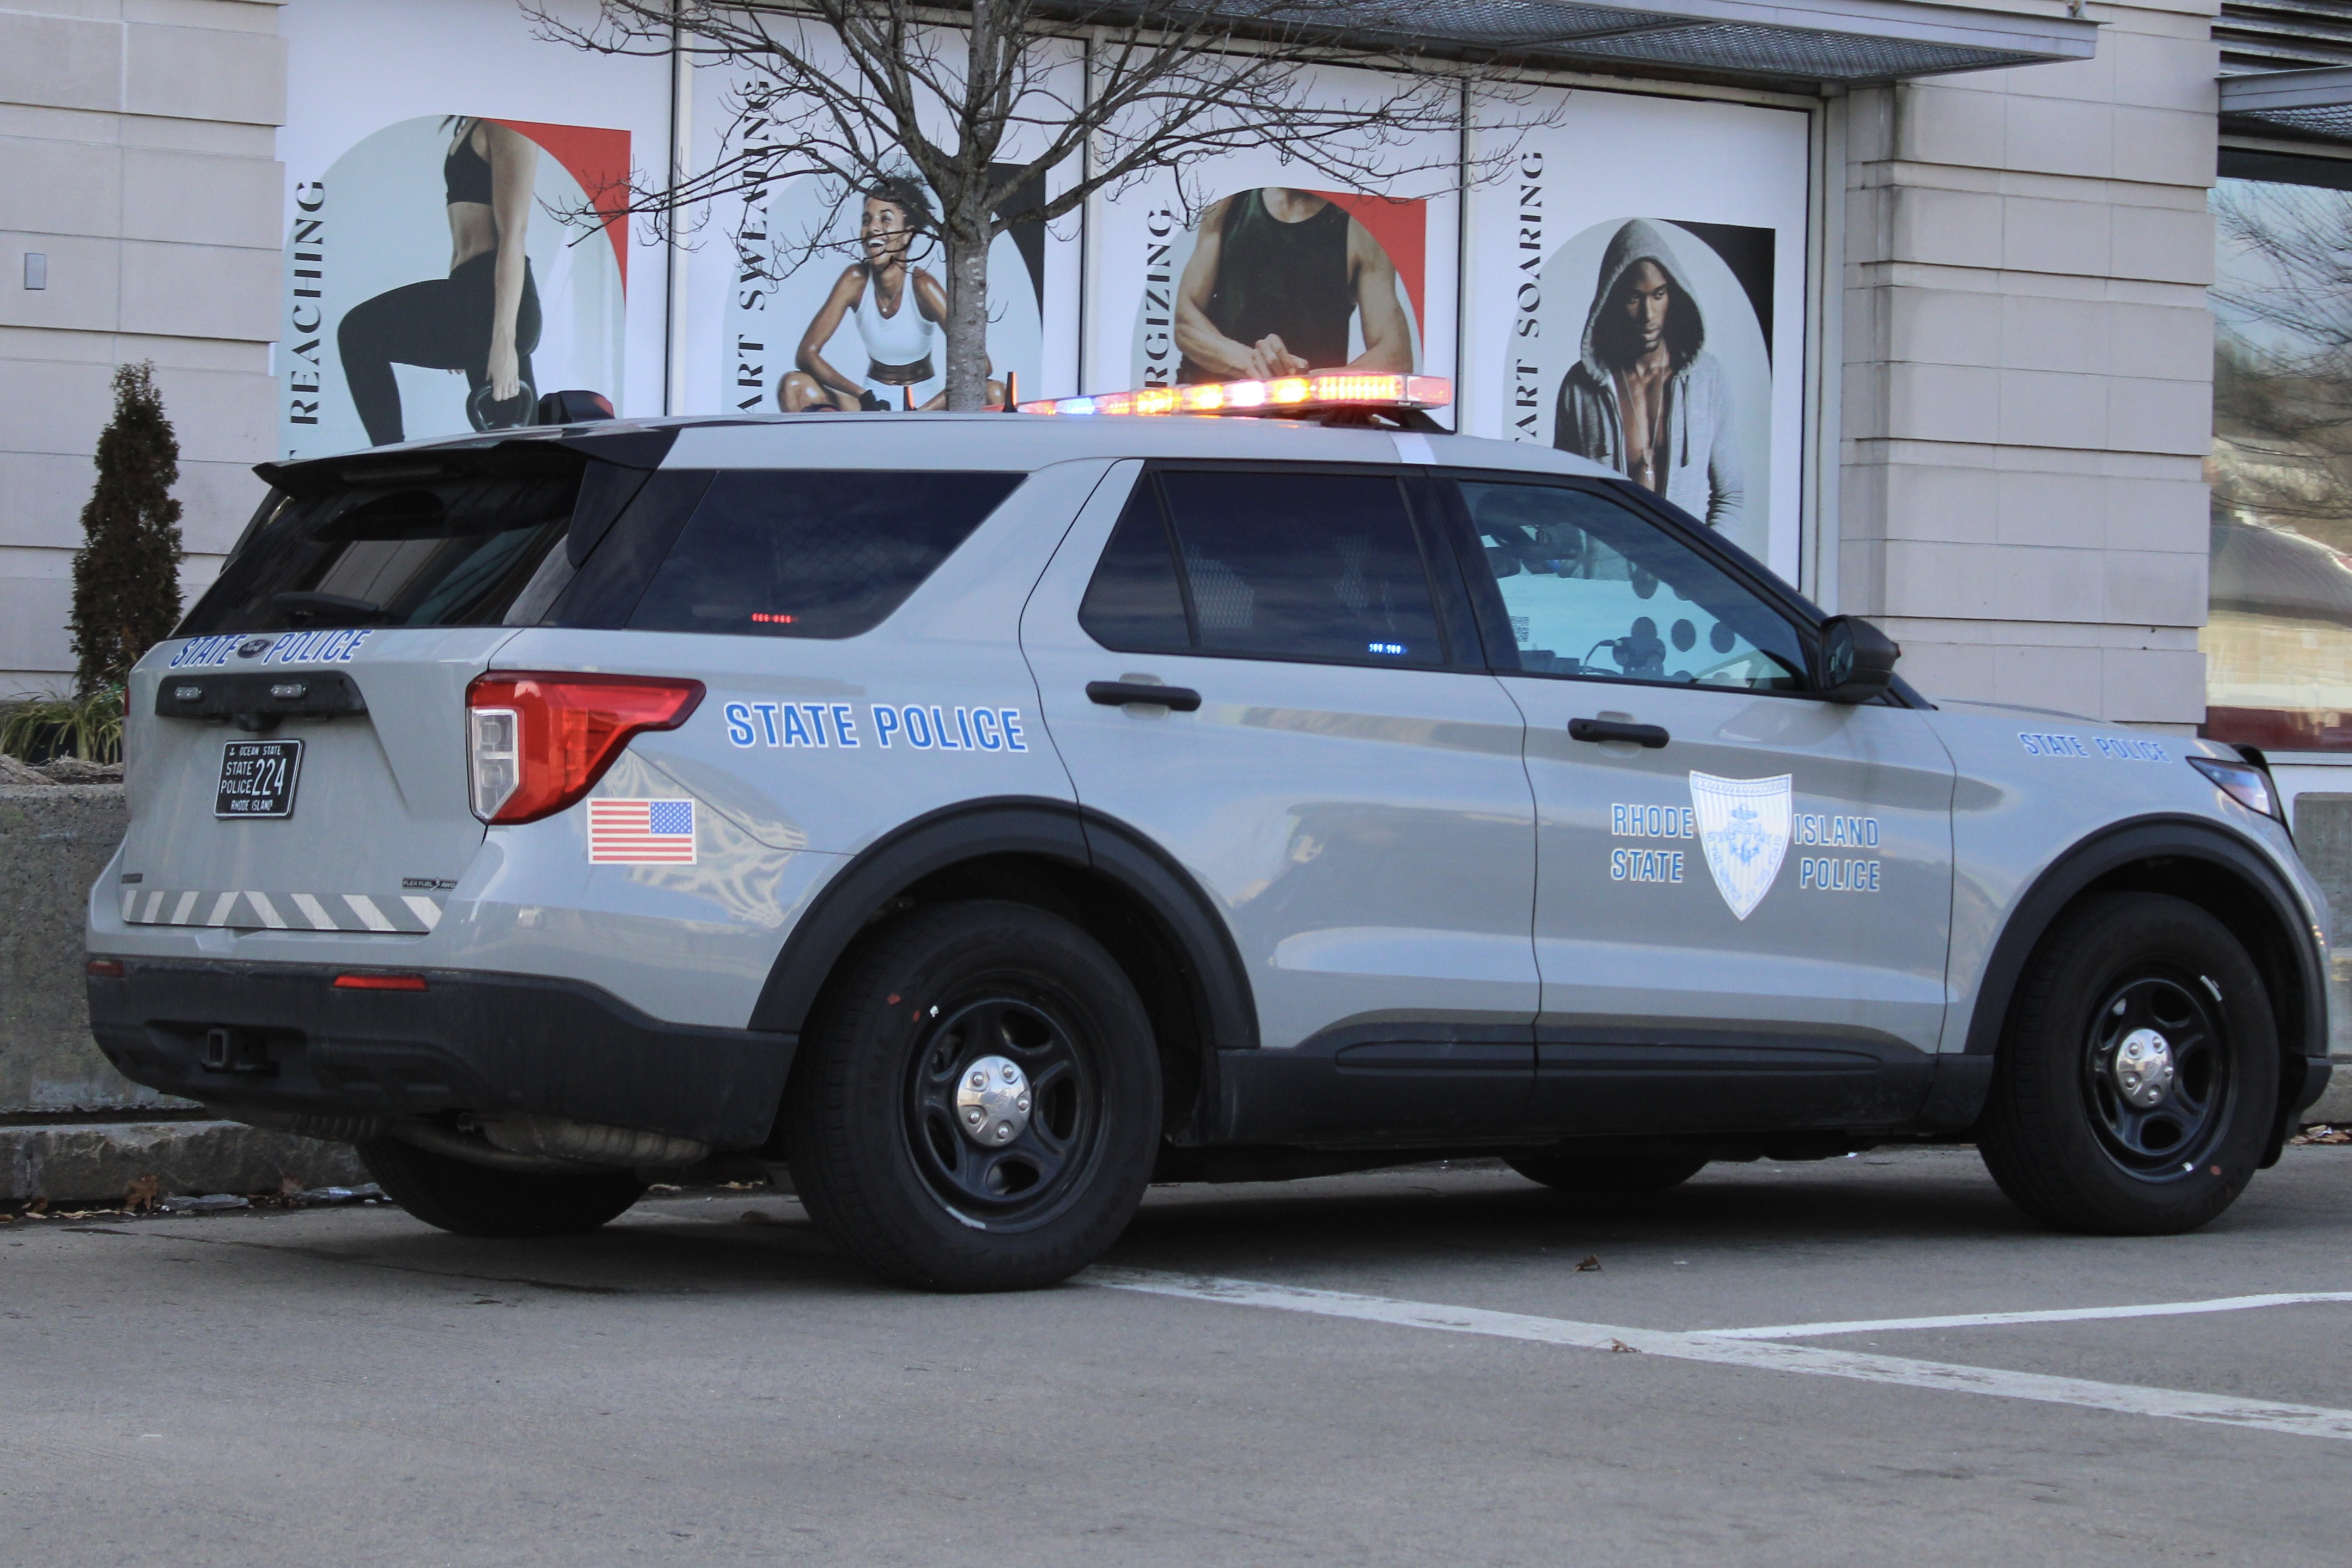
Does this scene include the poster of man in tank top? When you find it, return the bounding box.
[1166,189,1421,385]
[1084,65,1461,419]
[276,115,631,461]
[1107,185,1456,404]
[1464,89,1808,581]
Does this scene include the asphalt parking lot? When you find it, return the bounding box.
[5,1144,2349,1567]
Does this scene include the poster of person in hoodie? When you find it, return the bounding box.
[1524,217,1776,562]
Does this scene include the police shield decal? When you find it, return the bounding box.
[1687,772,1792,920]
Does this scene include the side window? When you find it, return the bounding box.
[1081,467,1445,667]
[626,469,1024,639]
[1077,481,1190,652]
[1457,481,1806,692]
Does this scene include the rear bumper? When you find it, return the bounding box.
[87,959,795,1147]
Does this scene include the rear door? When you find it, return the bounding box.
[1021,461,1539,1142]
[1442,477,1957,1134]
[118,446,627,934]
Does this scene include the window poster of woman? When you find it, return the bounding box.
[723,154,1047,415]
[278,115,629,460]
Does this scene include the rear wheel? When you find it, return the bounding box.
[1977,892,2278,1235]
[358,1138,647,1237]
[785,900,1161,1291]
[1508,1154,1709,1194]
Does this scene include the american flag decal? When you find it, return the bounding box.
[587,798,697,864]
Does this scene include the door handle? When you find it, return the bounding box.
[1087,680,1202,712]
[1569,717,1669,748]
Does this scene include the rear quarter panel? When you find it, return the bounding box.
[467,456,1117,1027]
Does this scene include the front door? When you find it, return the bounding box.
[1445,477,1957,1135]
[1021,460,1539,1142]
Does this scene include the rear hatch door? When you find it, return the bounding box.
[118,433,671,934]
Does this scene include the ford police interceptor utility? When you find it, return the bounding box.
[84,374,2335,1291]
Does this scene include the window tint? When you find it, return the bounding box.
[1458,481,1806,691]
[180,472,580,634]
[626,469,1023,639]
[1139,469,1444,666]
[1078,481,1190,652]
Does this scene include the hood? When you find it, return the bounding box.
[1579,218,1704,379]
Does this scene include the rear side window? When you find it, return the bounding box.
[1080,468,1445,667]
[624,470,1025,639]
[181,473,579,634]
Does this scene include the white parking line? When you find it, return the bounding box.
[1703,1291,2352,1340]
[1082,1268,2352,1444]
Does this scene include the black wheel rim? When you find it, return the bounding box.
[2080,971,2231,1181]
[904,990,1101,1228]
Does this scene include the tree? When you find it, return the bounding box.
[533,0,1548,409]
[69,361,184,693]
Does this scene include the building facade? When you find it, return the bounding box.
[3,0,2338,800]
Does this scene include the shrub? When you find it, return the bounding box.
[0,685,124,765]
[69,361,184,693]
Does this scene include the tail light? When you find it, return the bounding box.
[465,673,704,824]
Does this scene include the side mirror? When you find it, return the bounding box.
[1817,615,1900,704]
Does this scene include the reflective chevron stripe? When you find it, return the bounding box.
[120,888,443,934]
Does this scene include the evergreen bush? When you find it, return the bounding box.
[68,360,184,693]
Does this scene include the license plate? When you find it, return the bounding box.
[215,739,303,819]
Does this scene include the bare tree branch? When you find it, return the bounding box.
[528,0,1557,408]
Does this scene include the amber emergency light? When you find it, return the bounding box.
[1018,373,1452,419]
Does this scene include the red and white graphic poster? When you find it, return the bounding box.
[1082,65,1461,422]
[276,0,672,460]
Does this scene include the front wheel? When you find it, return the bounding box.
[785,900,1162,1291]
[1977,892,2279,1236]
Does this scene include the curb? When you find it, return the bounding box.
[1,1119,367,1204]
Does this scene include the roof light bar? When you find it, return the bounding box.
[1019,373,1451,418]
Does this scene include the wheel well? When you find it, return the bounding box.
[1970,828,2324,1161]
[762,819,1233,1149]
[885,853,1210,1141]
[2063,857,2313,1069]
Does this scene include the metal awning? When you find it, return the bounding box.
[1344,0,2100,84]
[2221,64,2352,137]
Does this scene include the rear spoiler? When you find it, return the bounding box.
[254,426,679,497]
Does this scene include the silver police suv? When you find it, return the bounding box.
[86,388,2334,1290]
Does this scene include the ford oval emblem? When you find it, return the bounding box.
[236,637,274,659]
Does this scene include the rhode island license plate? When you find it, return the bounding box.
[215,739,303,819]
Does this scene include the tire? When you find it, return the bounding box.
[785,899,1161,1291]
[1508,1154,1709,1194]
[358,1137,647,1238]
[1977,892,2280,1236]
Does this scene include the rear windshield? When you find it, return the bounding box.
[620,469,1025,639]
[181,473,578,634]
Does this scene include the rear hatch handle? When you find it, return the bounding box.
[157,670,367,734]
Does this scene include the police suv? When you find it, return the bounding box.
[85,374,2334,1290]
